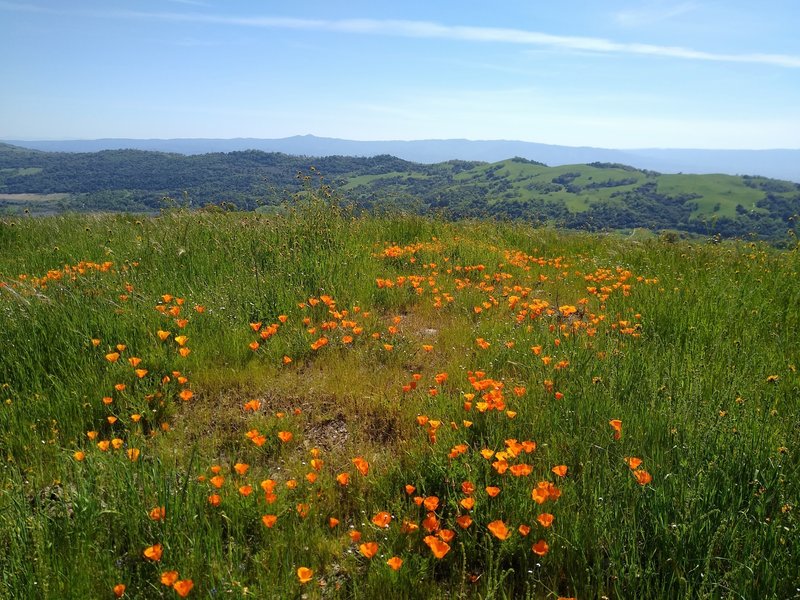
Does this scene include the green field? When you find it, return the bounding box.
[0,193,798,599]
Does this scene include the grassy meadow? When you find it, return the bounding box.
[0,192,798,599]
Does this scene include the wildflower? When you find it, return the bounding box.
[297,567,313,584]
[456,515,473,529]
[210,475,225,488]
[105,352,120,363]
[625,457,643,470]
[127,448,140,461]
[531,539,549,556]
[149,506,166,521]
[248,341,260,351]
[173,580,194,597]
[551,465,568,477]
[349,530,362,543]
[487,520,511,540]
[277,431,293,443]
[157,330,171,341]
[633,470,653,485]
[609,419,622,439]
[387,556,403,571]
[460,497,475,510]
[372,511,392,528]
[143,543,163,561]
[352,457,369,476]
[262,515,277,528]
[238,485,253,496]
[336,472,350,486]
[73,450,85,461]
[486,486,501,498]
[328,517,339,528]
[113,583,125,597]
[179,389,193,401]
[234,462,249,475]
[282,355,293,364]
[97,440,110,451]
[537,513,554,527]
[208,494,221,507]
[359,542,379,559]
[423,535,451,559]
[161,571,179,586]
[518,524,531,536]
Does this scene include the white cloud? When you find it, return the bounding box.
[106,11,800,69]
[615,1,699,27]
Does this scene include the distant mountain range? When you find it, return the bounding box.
[5,135,800,182]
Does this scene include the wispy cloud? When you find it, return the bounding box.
[614,1,699,27]
[4,3,799,68]
[110,12,800,69]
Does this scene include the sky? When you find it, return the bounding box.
[1,0,799,149]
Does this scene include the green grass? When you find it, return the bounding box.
[0,197,798,599]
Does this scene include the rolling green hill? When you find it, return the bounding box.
[1,143,798,241]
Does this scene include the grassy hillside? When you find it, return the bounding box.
[1,145,799,241]
[0,196,798,598]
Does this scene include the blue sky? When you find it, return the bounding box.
[1,0,799,148]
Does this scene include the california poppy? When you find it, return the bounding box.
[352,457,369,476]
[551,465,568,477]
[372,511,391,528]
[359,542,379,559]
[262,515,277,528]
[160,571,179,586]
[532,539,549,556]
[173,580,194,597]
[143,543,163,561]
[423,535,451,559]
[537,513,554,527]
[487,520,511,540]
[297,567,313,584]
[387,556,403,571]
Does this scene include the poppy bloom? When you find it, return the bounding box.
[423,535,451,559]
[486,486,501,497]
[143,543,163,561]
[160,571,179,586]
[297,567,313,584]
[352,457,369,476]
[625,457,643,470]
[372,511,391,528]
[234,462,249,475]
[404,484,416,495]
[359,542,379,559]
[518,524,531,536]
[487,520,511,540]
[460,497,475,510]
[387,556,403,571]
[551,465,568,477]
[113,583,126,597]
[277,431,293,443]
[157,330,171,341]
[423,496,439,511]
[238,485,253,496]
[262,515,277,528]
[97,440,110,451]
[609,419,622,440]
[149,506,166,521]
[73,450,85,461]
[105,352,120,363]
[349,530,362,543]
[209,475,224,489]
[336,472,350,486]
[456,515,473,529]
[173,580,194,597]
[328,517,340,528]
[537,513,554,527]
[207,494,221,507]
[532,539,549,556]
[633,470,653,485]
[179,389,193,401]
[127,448,140,461]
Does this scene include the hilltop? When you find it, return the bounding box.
[1,143,798,241]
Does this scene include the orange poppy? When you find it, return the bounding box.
[328,517,340,528]
[113,583,125,597]
[456,514,474,529]
[105,352,120,363]
[209,475,224,489]
[404,484,416,495]
[633,470,653,485]
[486,486,501,498]
[531,539,549,556]
[609,419,622,439]
[157,330,171,341]
[387,556,403,571]
[551,465,568,477]
[262,515,277,528]
[460,497,475,510]
[160,571,179,586]
[207,494,221,507]
[149,506,166,521]
[625,457,643,470]
[73,451,86,461]
[372,511,391,528]
[173,580,194,597]
[336,473,350,486]
[234,463,249,475]
[143,543,163,561]
[296,567,313,584]
[352,457,369,476]
[438,529,455,542]
[127,448,140,461]
[277,431,293,443]
[349,530,362,543]
[423,496,439,511]
[238,485,253,496]
[359,542,379,559]
[423,535,451,559]
[518,524,531,536]
[537,513,554,527]
[487,520,511,540]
